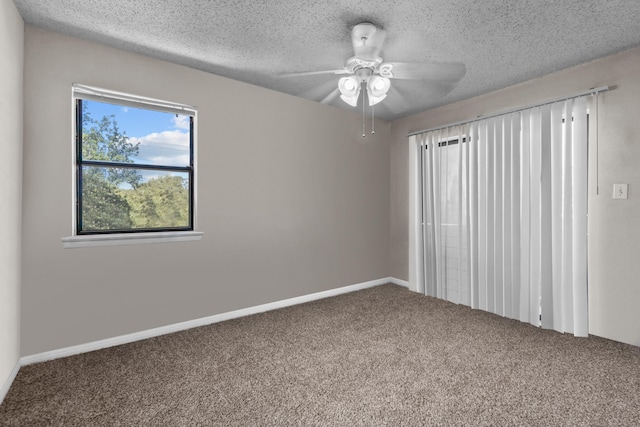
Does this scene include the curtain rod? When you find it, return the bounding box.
[407,85,609,137]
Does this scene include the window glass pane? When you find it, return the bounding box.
[81,99,190,167]
[80,165,190,232]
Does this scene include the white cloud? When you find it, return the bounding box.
[129,130,190,166]
[172,115,190,130]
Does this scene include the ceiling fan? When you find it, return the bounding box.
[284,22,467,110]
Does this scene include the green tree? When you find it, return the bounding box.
[81,169,132,231]
[123,176,190,228]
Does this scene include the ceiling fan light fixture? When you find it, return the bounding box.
[339,76,361,106]
[340,94,359,107]
[367,93,387,106]
[372,76,389,92]
[366,75,390,106]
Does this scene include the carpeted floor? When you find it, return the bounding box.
[1,284,640,426]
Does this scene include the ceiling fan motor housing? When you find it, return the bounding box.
[346,56,383,79]
[352,22,379,46]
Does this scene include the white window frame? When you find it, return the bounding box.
[62,84,203,248]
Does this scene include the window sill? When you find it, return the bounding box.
[62,231,204,249]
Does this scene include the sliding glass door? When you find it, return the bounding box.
[414,96,591,337]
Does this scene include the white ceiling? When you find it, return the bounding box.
[13,0,640,120]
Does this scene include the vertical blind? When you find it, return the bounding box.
[414,96,589,336]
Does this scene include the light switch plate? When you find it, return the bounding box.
[613,183,628,199]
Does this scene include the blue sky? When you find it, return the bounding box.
[84,99,190,168]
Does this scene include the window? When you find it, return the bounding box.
[65,84,201,247]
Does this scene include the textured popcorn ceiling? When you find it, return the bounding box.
[13,0,640,120]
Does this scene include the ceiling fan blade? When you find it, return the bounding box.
[380,85,409,115]
[300,78,340,103]
[351,23,387,60]
[280,69,350,78]
[320,88,340,105]
[385,61,466,83]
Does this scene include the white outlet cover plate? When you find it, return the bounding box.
[613,183,628,199]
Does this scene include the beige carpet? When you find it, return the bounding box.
[1,284,639,426]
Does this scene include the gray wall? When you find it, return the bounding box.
[0,0,23,390]
[21,26,390,356]
[390,46,640,347]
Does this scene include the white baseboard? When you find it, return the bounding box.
[388,277,409,288]
[0,360,21,405]
[20,277,394,367]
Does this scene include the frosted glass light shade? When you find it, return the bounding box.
[339,76,361,107]
[367,75,390,106]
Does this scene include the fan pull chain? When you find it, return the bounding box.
[371,103,375,134]
[362,85,366,138]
